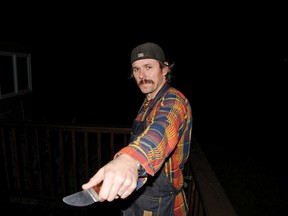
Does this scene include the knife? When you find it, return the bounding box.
[63,182,102,207]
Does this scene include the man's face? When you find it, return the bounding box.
[131,59,167,99]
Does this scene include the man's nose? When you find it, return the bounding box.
[138,70,146,79]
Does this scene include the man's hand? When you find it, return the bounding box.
[82,154,139,202]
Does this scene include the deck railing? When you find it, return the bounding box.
[0,122,237,216]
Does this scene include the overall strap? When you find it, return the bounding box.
[140,83,170,120]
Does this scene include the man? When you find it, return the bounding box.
[82,42,193,215]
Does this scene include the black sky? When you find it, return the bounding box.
[1,7,287,152]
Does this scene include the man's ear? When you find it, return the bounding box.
[162,63,169,75]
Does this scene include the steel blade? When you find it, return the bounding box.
[63,188,99,207]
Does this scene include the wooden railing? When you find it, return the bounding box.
[0,122,237,216]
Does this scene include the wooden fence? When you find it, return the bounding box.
[0,122,237,216]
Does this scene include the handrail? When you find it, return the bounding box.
[188,137,238,216]
[0,122,237,215]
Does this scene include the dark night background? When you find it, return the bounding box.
[1,4,287,215]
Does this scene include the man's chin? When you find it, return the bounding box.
[139,86,150,94]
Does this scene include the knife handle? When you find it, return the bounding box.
[92,182,102,194]
[87,182,103,202]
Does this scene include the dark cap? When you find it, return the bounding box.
[130,42,165,64]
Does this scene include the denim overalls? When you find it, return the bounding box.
[121,84,184,216]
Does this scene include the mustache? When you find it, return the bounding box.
[138,79,154,85]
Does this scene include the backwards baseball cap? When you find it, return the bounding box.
[130,42,165,64]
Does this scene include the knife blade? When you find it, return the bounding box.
[63,183,102,207]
